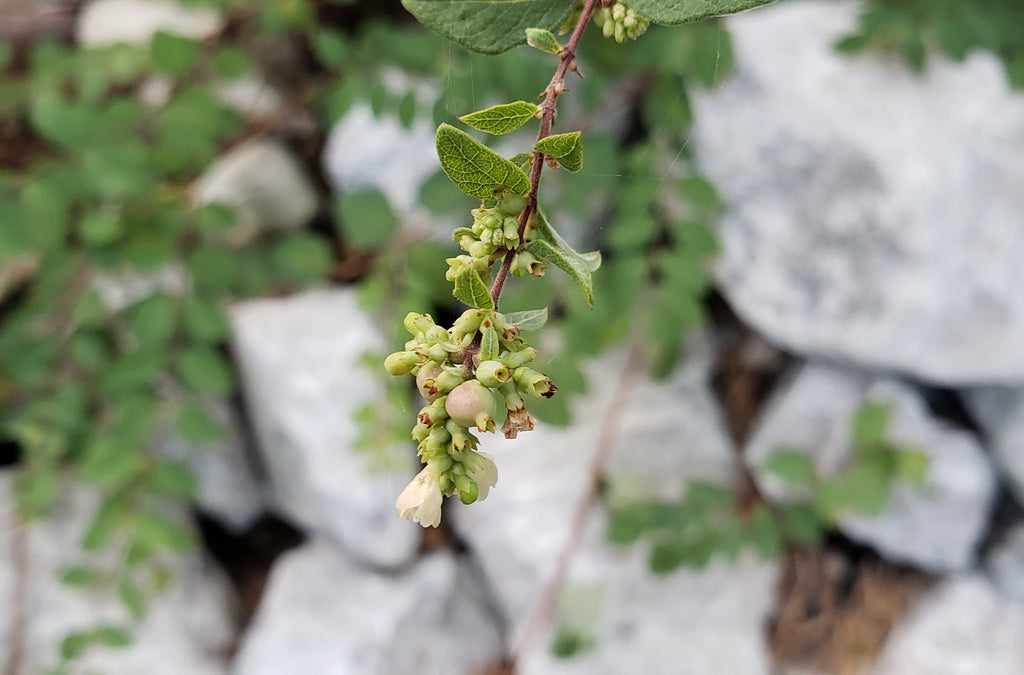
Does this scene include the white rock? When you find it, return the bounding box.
[211,77,285,121]
[872,576,1024,675]
[963,386,1024,506]
[229,288,420,568]
[452,335,738,649]
[322,104,438,216]
[693,0,1024,384]
[0,471,236,674]
[745,363,997,572]
[520,524,777,675]
[985,524,1024,609]
[193,139,318,247]
[232,539,503,675]
[77,0,223,47]
[158,399,265,533]
[92,262,188,313]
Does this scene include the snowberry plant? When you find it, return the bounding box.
[388,0,775,527]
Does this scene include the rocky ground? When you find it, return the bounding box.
[3,0,1024,673]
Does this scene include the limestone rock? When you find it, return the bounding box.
[693,0,1024,384]
[77,0,222,47]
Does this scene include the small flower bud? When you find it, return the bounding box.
[416,363,443,399]
[513,367,558,398]
[462,451,498,500]
[420,370,464,401]
[451,309,486,339]
[498,194,525,216]
[411,421,431,442]
[445,419,478,452]
[384,351,420,376]
[417,397,449,427]
[445,380,498,432]
[403,312,436,336]
[501,347,537,368]
[476,360,512,387]
[454,474,479,505]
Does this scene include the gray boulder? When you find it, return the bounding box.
[232,539,504,675]
[451,334,746,662]
[872,576,1024,674]
[745,363,996,572]
[192,139,319,248]
[963,386,1024,507]
[77,0,223,47]
[985,524,1024,609]
[0,471,236,674]
[229,288,420,568]
[693,0,1024,384]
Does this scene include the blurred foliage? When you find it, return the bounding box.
[838,0,1024,88]
[608,402,930,574]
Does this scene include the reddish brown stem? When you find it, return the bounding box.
[488,0,601,306]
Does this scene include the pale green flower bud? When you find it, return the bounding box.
[411,421,431,442]
[451,309,486,340]
[417,397,449,427]
[498,193,524,216]
[501,347,537,368]
[384,351,420,376]
[511,251,546,278]
[445,419,478,452]
[462,451,498,500]
[513,367,558,398]
[445,380,497,432]
[454,473,478,505]
[476,360,512,387]
[403,312,436,336]
[420,369,464,401]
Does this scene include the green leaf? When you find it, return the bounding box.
[895,448,929,488]
[312,29,350,68]
[459,101,541,135]
[79,438,146,491]
[150,31,200,75]
[178,348,234,395]
[334,189,398,249]
[126,295,179,346]
[117,576,147,619]
[531,209,601,272]
[762,449,815,484]
[777,503,822,544]
[135,511,196,552]
[60,566,101,588]
[452,265,495,309]
[402,0,577,55]
[526,239,596,308]
[61,631,92,660]
[628,0,777,26]
[504,307,548,331]
[82,498,124,551]
[94,625,133,648]
[852,401,891,448]
[213,47,250,80]
[270,234,334,284]
[176,402,225,443]
[146,459,197,499]
[80,212,123,246]
[183,297,230,343]
[525,27,562,54]
[435,123,530,199]
[534,131,582,172]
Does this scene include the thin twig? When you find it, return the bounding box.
[489,0,602,307]
[510,340,643,670]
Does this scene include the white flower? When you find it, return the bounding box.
[464,452,499,501]
[396,467,443,528]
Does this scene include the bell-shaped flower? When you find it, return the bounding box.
[396,467,444,528]
[462,451,499,501]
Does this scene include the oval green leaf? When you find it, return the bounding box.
[402,0,577,55]
[534,131,582,172]
[459,101,541,135]
[436,123,531,199]
[628,0,777,26]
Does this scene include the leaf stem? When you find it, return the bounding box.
[489,0,601,307]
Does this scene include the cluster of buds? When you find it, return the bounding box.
[385,308,557,527]
[593,1,650,43]
[448,194,546,281]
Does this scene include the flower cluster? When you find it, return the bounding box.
[594,1,650,43]
[448,194,546,281]
[385,308,557,527]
